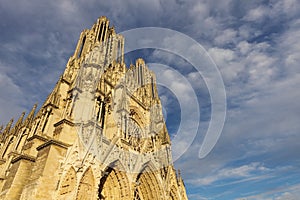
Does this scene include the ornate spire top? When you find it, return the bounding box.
[4,118,14,133]
[24,104,37,128]
[9,111,25,136]
[17,112,25,125]
[178,169,181,178]
[15,112,25,128]
[0,118,13,142]
[98,16,108,21]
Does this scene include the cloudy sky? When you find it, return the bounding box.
[1,0,300,199]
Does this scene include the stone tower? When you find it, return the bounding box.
[0,16,188,200]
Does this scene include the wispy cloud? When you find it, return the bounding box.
[1,0,300,199]
[236,183,300,200]
[187,162,270,186]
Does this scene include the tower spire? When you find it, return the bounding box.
[15,112,25,127]
[3,118,13,133]
[0,118,13,142]
[23,104,37,128]
[11,112,25,136]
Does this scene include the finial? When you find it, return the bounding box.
[178,169,181,177]
[24,103,38,127]
[3,118,14,134]
[15,112,25,127]
[129,61,135,70]
[99,16,108,20]
[10,111,26,136]
[110,26,115,31]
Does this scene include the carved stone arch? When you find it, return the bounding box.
[109,159,128,172]
[135,164,164,200]
[169,185,179,200]
[58,166,77,200]
[129,106,146,128]
[76,166,96,200]
[140,160,159,175]
[98,160,131,199]
[128,116,144,135]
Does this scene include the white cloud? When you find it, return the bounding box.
[244,6,269,22]
[277,22,300,75]
[190,1,210,21]
[238,25,262,41]
[188,193,209,200]
[273,0,300,19]
[209,47,236,64]
[275,191,299,200]
[214,29,238,46]
[237,183,300,200]
[208,47,242,83]
[188,162,269,186]
[1,1,300,199]
[237,41,252,55]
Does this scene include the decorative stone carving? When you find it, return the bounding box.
[0,16,188,200]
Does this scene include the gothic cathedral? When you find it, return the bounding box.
[0,16,188,200]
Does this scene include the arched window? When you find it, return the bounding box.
[76,167,95,200]
[78,35,86,58]
[151,77,155,98]
[41,110,50,133]
[31,119,40,136]
[59,167,77,199]
[2,137,14,158]
[117,40,123,63]
[15,130,26,152]
[98,22,105,42]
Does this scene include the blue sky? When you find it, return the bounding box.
[1,0,300,199]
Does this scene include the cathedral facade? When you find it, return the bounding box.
[0,16,188,200]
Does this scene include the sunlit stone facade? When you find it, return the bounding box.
[0,16,188,200]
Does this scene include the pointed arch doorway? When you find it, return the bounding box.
[76,167,95,200]
[98,166,130,199]
[134,166,164,200]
